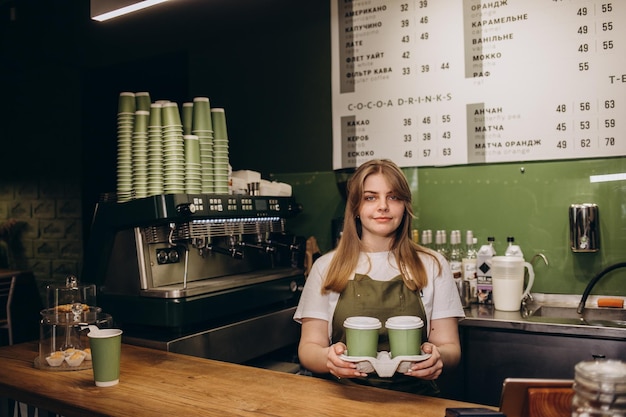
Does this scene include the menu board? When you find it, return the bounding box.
[331,0,625,168]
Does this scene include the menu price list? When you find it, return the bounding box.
[331,0,625,169]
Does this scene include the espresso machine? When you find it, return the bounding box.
[82,193,305,364]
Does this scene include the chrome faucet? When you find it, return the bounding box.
[577,262,626,314]
[530,253,549,267]
[524,253,549,303]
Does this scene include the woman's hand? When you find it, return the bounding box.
[404,317,461,380]
[327,343,368,379]
[404,342,443,380]
[299,319,368,379]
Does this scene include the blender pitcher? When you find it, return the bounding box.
[491,256,535,311]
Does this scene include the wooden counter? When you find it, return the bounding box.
[0,342,491,417]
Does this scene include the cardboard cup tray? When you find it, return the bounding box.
[340,351,431,377]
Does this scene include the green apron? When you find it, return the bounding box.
[331,273,440,396]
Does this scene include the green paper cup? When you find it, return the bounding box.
[210,108,228,139]
[193,97,212,131]
[343,316,381,358]
[118,92,136,114]
[134,110,150,134]
[162,102,182,126]
[135,92,151,111]
[182,102,194,135]
[385,316,423,357]
[149,103,162,127]
[88,329,123,387]
[184,135,201,164]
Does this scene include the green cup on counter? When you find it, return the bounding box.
[385,316,423,357]
[344,316,381,358]
[87,328,123,387]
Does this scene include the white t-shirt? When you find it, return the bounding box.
[293,250,465,340]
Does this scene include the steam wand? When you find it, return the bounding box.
[168,222,190,289]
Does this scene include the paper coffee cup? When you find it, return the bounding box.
[343,316,381,357]
[385,316,423,357]
[118,92,136,114]
[88,329,123,387]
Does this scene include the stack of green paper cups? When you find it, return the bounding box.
[117,92,135,202]
[210,108,229,194]
[162,102,185,194]
[132,110,150,199]
[192,97,214,194]
[147,102,164,196]
[184,135,201,193]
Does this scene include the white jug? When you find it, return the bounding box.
[491,256,535,311]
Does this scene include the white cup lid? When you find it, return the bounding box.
[343,316,381,330]
[385,315,424,329]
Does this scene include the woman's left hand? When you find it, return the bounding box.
[404,342,443,380]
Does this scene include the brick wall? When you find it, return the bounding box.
[0,178,83,299]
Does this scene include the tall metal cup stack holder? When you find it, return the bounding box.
[35,275,112,371]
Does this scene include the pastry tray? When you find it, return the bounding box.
[340,351,431,377]
[34,356,92,372]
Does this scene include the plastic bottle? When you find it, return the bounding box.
[504,236,523,258]
[449,230,463,281]
[462,232,478,303]
[421,229,432,250]
[449,230,464,304]
[435,230,449,260]
[476,236,496,304]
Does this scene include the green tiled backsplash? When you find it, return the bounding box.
[272,157,626,297]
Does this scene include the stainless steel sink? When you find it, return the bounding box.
[525,305,626,328]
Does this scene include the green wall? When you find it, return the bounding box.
[274,156,626,297]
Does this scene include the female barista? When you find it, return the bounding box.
[294,159,464,395]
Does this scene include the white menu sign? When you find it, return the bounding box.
[331,0,626,169]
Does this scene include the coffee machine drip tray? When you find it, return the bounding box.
[140,267,302,298]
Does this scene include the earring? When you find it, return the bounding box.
[355,215,360,219]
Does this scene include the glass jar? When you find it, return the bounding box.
[37,275,111,370]
[571,359,626,417]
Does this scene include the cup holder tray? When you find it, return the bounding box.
[340,351,431,377]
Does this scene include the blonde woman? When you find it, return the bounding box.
[294,159,464,395]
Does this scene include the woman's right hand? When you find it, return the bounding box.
[299,319,367,378]
[327,343,367,379]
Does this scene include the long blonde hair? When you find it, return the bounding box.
[323,159,439,293]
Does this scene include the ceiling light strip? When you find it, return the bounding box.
[92,0,170,22]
